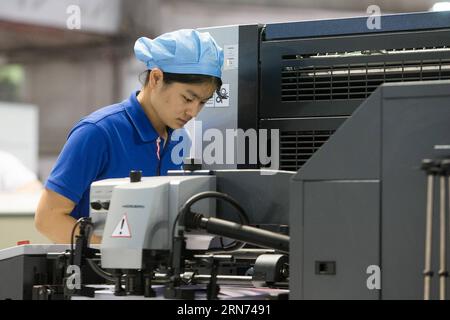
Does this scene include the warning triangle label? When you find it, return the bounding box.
[111,214,132,238]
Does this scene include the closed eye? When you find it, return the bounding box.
[182,95,193,103]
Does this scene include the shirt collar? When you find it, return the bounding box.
[125,91,174,143]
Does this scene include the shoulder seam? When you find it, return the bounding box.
[82,103,127,125]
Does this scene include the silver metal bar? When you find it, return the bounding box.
[192,275,253,285]
[439,175,447,300]
[153,273,253,285]
[424,174,434,300]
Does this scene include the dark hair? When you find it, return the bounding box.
[140,70,224,98]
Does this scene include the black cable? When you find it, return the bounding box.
[70,218,84,265]
[86,259,116,282]
[70,218,115,283]
[168,213,181,271]
[169,191,250,270]
[180,191,249,227]
[187,192,249,252]
[211,236,245,253]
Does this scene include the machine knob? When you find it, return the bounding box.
[183,158,202,171]
[252,254,289,288]
[441,159,450,175]
[90,201,102,211]
[130,170,142,183]
[101,201,110,210]
[421,159,441,174]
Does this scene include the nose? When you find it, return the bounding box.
[185,102,203,119]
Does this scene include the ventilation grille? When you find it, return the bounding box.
[279,130,335,171]
[281,59,450,102]
[282,47,450,60]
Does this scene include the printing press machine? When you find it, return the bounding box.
[0,170,292,300]
[2,11,450,300]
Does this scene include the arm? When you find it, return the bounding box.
[38,122,108,244]
[35,188,101,244]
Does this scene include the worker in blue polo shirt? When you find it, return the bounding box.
[35,29,224,244]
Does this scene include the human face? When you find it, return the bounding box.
[148,76,215,130]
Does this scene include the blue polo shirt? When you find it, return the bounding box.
[45,91,190,219]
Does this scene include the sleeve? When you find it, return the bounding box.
[0,151,38,192]
[45,122,109,204]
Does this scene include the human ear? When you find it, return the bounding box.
[149,68,164,89]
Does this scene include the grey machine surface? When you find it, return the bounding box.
[193,24,260,170]
[290,80,450,299]
[0,170,292,300]
[96,170,291,299]
[99,175,216,269]
[97,171,293,270]
[212,170,292,228]
[0,245,70,300]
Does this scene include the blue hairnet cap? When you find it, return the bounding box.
[134,29,224,79]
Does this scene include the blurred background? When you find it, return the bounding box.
[0,0,448,180]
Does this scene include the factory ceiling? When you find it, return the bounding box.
[193,0,441,12]
[0,0,445,62]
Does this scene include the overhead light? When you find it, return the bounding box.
[430,2,450,11]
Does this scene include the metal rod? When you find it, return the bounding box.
[197,249,276,260]
[439,175,447,300]
[424,174,434,300]
[154,273,253,286]
[193,275,252,285]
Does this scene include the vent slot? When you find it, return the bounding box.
[279,130,335,171]
[282,47,450,60]
[281,59,450,102]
